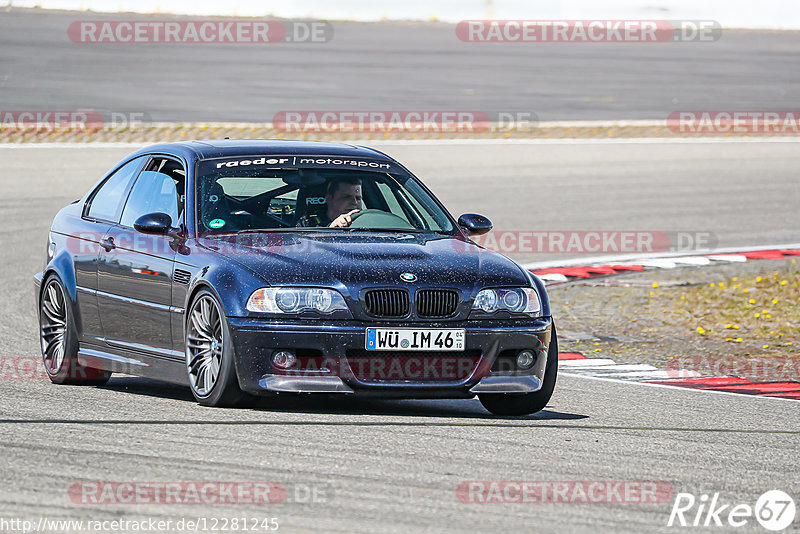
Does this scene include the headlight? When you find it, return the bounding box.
[472,288,540,316]
[246,287,348,314]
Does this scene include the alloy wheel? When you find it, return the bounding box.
[186,295,224,396]
[40,279,67,373]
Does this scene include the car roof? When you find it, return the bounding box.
[127,139,394,162]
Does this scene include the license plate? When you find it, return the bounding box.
[365,328,465,351]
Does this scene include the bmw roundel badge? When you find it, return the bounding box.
[400,273,417,283]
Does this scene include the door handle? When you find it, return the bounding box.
[100,237,115,251]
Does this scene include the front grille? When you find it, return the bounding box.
[363,289,410,318]
[345,349,481,382]
[416,289,460,318]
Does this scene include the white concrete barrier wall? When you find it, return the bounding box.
[7,0,800,29]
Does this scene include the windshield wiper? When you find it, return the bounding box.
[233,227,326,234]
[339,227,455,235]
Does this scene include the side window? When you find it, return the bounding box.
[120,158,185,228]
[86,157,144,222]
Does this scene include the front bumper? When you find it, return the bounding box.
[228,317,553,398]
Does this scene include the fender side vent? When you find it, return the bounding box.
[173,269,191,285]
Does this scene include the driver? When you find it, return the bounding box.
[297,177,362,228]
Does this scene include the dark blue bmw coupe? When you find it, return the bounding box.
[34,140,557,415]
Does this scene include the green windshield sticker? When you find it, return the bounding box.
[209,218,226,229]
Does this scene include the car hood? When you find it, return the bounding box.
[199,232,530,292]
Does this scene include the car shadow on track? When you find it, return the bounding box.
[100,376,588,421]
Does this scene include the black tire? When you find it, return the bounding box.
[185,288,255,407]
[479,323,559,416]
[39,273,111,386]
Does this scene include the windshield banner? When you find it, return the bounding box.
[203,156,407,174]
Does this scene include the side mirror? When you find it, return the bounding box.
[457,213,493,236]
[133,212,173,235]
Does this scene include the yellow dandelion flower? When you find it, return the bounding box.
[745,305,752,309]
[725,337,733,342]
[733,285,740,289]
[780,280,788,285]
[733,325,740,329]
[718,282,724,288]
[765,314,772,319]
[788,341,794,345]
[736,337,743,342]
[756,276,762,282]
[749,299,755,304]
[772,299,779,304]
[649,291,655,296]
[594,348,602,352]
[754,313,760,318]
[762,344,769,349]
[652,282,659,288]
[709,282,714,287]
[743,288,749,293]
[696,326,706,334]
[732,277,738,282]
[724,324,733,329]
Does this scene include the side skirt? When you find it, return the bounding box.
[77,343,188,385]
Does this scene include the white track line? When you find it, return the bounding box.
[707,254,748,262]
[2,137,800,149]
[523,243,800,270]
[559,359,617,368]
[670,257,712,266]
[0,142,148,149]
[560,372,800,403]
[587,370,692,380]
[537,274,569,282]
[564,364,659,373]
[631,259,678,269]
[366,138,800,145]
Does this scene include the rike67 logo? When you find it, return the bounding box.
[668,490,796,531]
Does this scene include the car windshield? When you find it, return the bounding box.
[195,155,456,235]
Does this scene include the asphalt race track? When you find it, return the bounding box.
[2,9,800,121]
[0,142,798,532]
